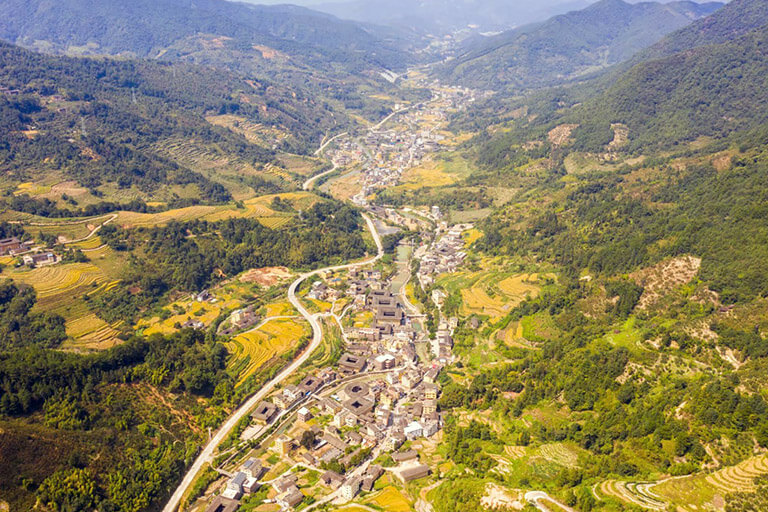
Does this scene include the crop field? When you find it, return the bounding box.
[63,314,122,350]
[6,263,125,348]
[8,263,108,312]
[536,443,580,468]
[262,301,297,317]
[140,296,241,336]
[366,486,412,512]
[439,269,547,321]
[400,155,473,190]
[226,318,309,386]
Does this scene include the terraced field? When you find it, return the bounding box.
[537,443,580,468]
[9,263,108,312]
[504,445,528,460]
[366,486,412,512]
[226,318,309,386]
[439,270,547,321]
[6,263,125,348]
[599,454,768,511]
[63,314,122,350]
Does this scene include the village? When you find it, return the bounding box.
[193,81,480,512]
[201,212,473,512]
[315,85,479,207]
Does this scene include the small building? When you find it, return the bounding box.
[297,407,313,422]
[423,400,437,416]
[340,477,362,501]
[23,252,57,267]
[398,464,431,483]
[373,353,396,371]
[222,472,246,500]
[252,401,278,423]
[0,237,22,256]
[276,488,304,509]
[321,470,345,488]
[204,496,240,512]
[338,353,367,373]
[272,475,298,494]
[404,421,423,440]
[274,435,292,456]
[298,374,323,395]
[392,450,419,464]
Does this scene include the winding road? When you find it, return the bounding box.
[162,213,383,512]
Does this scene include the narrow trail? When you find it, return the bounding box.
[162,213,383,512]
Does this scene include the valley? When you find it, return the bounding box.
[2,1,768,512]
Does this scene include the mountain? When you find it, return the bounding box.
[311,0,593,34]
[0,41,346,208]
[436,0,723,92]
[637,0,768,60]
[0,0,416,73]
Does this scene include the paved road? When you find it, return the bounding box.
[525,491,576,512]
[303,163,339,191]
[314,131,348,157]
[162,213,383,512]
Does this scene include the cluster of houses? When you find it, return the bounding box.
[417,224,471,288]
[0,86,22,96]
[0,237,33,257]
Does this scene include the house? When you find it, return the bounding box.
[321,470,345,488]
[204,496,240,512]
[23,252,57,267]
[338,353,366,373]
[222,472,246,500]
[340,478,362,501]
[423,400,437,416]
[404,421,423,440]
[297,407,312,422]
[0,237,22,256]
[392,450,418,463]
[398,464,431,483]
[346,430,363,445]
[272,475,298,494]
[252,401,278,423]
[274,435,292,456]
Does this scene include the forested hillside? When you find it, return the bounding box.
[0,0,415,73]
[0,41,348,206]
[417,2,768,510]
[436,0,721,91]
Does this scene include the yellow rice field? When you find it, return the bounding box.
[227,318,309,386]
[366,486,412,512]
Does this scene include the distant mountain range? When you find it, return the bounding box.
[309,0,594,34]
[0,0,417,73]
[436,0,723,92]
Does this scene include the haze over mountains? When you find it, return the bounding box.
[438,0,723,91]
[4,0,768,511]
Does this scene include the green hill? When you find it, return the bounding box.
[436,0,721,92]
[0,0,414,73]
[0,41,344,207]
